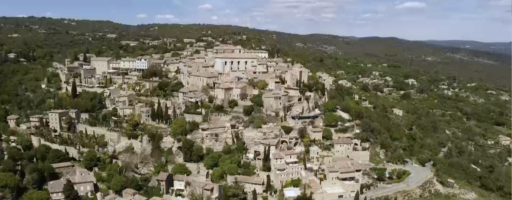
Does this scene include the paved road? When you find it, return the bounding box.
[363,160,434,199]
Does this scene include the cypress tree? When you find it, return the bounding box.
[156,99,163,122]
[63,179,80,200]
[172,106,177,119]
[71,78,78,99]
[354,191,360,200]
[82,52,88,63]
[163,103,169,124]
[252,189,257,200]
[150,102,157,122]
[265,174,271,194]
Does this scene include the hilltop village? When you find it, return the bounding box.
[3,34,511,200]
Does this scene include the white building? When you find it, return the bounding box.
[245,50,269,58]
[119,58,152,72]
[90,57,113,75]
[213,54,259,74]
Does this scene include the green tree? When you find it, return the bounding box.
[22,190,51,200]
[277,189,285,200]
[228,99,238,109]
[172,163,192,176]
[222,182,247,200]
[211,168,225,183]
[256,81,268,90]
[204,152,221,170]
[171,116,188,138]
[323,100,337,112]
[16,135,33,151]
[354,191,360,200]
[298,127,308,139]
[6,146,23,163]
[323,113,340,127]
[0,172,19,195]
[322,128,333,140]
[1,159,17,173]
[110,175,127,193]
[63,179,80,200]
[71,78,77,99]
[281,125,293,135]
[243,105,254,116]
[82,150,98,170]
[250,93,263,107]
[400,91,412,100]
[47,149,70,164]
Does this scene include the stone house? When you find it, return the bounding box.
[49,110,68,132]
[499,135,512,146]
[271,150,304,188]
[122,188,147,200]
[148,172,172,195]
[333,137,353,158]
[48,163,97,200]
[227,175,265,194]
[7,115,19,128]
[284,64,310,87]
[29,115,44,128]
[308,127,323,141]
[262,91,289,112]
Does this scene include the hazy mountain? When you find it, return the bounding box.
[424,40,511,55]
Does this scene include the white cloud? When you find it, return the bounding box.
[136,14,148,18]
[211,16,218,20]
[321,13,336,19]
[252,0,346,21]
[361,13,373,18]
[17,14,27,17]
[395,2,427,9]
[155,14,178,21]
[198,4,213,10]
[45,12,52,16]
[489,0,511,6]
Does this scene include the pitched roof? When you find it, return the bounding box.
[231,175,264,185]
[48,179,66,193]
[7,115,19,120]
[51,162,74,168]
[123,188,138,195]
[333,137,352,144]
[191,71,218,78]
[91,57,112,61]
[157,172,170,181]
[174,175,187,181]
[214,54,259,59]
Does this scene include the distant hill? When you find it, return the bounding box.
[424,40,511,55]
[0,17,509,86]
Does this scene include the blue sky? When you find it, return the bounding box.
[1,0,510,42]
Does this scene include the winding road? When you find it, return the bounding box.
[363,160,434,199]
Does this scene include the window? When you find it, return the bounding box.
[231,61,234,65]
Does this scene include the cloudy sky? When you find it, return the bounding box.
[1,0,510,42]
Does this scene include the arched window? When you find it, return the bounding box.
[231,61,234,65]
[237,61,240,65]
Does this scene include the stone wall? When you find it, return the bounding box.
[30,135,87,160]
[77,124,151,154]
[184,114,203,123]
